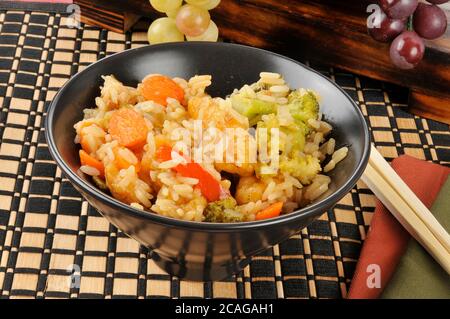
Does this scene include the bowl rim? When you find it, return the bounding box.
[45,41,370,232]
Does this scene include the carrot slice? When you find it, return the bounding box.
[141,75,184,106]
[155,145,174,162]
[113,147,141,172]
[156,146,221,202]
[79,150,104,178]
[79,123,105,154]
[108,108,148,149]
[80,137,92,154]
[255,202,283,221]
[133,146,145,161]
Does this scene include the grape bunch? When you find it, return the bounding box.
[368,0,448,69]
[148,0,220,45]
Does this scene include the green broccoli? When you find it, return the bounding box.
[279,154,321,185]
[231,94,276,124]
[204,197,245,223]
[287,90,319,125]
[256,113,307,157]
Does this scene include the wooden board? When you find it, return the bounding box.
[75,0,450,124]
[75,0,140,33]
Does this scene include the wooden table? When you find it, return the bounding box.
[75,0,450,124]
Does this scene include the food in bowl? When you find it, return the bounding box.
[73,72,348,223]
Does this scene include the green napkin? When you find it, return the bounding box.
[381,176,450,299]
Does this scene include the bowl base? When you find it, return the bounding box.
[150,250,253,282]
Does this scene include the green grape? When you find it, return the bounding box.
[166,6,181,18]
[186,0,220,10]
[176,4,211,37]
[185,0,210,7]
[186,20,218,42]
[150,0,183,13]
[147,17,185,44]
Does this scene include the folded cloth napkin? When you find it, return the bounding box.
[381,177,450,298]
[347,155,450,299]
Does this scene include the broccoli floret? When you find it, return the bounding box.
[256,113,307,156]
[204,197,245,223]
[279,154,321,185]
[231,94,276,124]
[287,90,319,125]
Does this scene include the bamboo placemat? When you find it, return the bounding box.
[0,10,448,299]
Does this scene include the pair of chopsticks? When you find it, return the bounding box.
[361,144,450,274]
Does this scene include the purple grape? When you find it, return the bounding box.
[426,0,448,4]
[413,3,448,40]
[379,0,419,19]
[368,11,406,42]
[390,31,425,69]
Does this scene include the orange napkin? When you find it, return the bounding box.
[347,155,450,299]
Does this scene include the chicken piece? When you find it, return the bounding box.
[76,123,106,154]
[105,163,153,207]
[189,96,255,176]
[235,176,267,205]
[188,96,248,130]
[100,75,140,110]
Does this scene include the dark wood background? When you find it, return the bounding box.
[74,0,450,123]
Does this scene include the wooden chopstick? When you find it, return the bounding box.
[361,145,450,274]
[369,145,450,254]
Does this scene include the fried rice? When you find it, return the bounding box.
[74,72,348,222]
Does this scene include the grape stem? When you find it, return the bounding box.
[407,15,413,31]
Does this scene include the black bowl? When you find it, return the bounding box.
[45,42,370,281]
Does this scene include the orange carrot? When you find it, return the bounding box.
[108,108,148,149]
[154,134,170,149]
[80,137,92,154]
[255,202,283,221]
[79,123,105,154]
[156,146,221,202]
[113,147,140,172]
[155,145,174,162]
[132,144,145,161]
[141,75,184,106]
[79,150,104,178]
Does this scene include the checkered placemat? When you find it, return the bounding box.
[0,10,448,299]
[0,1,71,13]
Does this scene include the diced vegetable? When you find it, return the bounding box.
[284,124,306,155]
[141,75,185,106]
[113,146,140,172]
[287,90,319,125]
[79,149,104,178]
[156,146,221,202]
[155,144,174,162]
[230,94,276,123]
[204,197,245,223]
[255,202,283,220]
[80,138,92,154]
[108,108,148,149]
[256,113,306,164]
[79,123,106,154]
[235,176,265,205]
[279,154,321,185]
